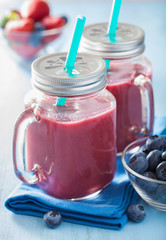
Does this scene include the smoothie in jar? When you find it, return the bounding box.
[26,94,116,199]
[106,59,153,152]
[80,23,154,153]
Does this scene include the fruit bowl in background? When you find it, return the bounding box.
[122,136,166,212]
[0,16,68,61]
[0,0,69,65]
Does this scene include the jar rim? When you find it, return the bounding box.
[31,52,107,96]
[80,22,145,59]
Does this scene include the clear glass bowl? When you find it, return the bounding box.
[0,18,68,64]
[122,136,166,211]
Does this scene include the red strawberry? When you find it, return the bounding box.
[21,0,49,22]
[41,16,65,43]
[5,18,34,32]
[5,18,34,42]
[41,16,65,30]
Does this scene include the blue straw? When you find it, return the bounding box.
[65,16,86,69]
[104,59,111,75]
[57,16,86,106]
[56,97,66,106]
[107,0,122,36]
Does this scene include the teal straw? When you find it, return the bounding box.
[107,0,122,36]
[65,16,86,69]
[57,16,86,106]
[104,59,111,75]
[56,97,66,106]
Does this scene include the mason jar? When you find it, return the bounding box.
[80,22,154,153]
[13,53,117,200]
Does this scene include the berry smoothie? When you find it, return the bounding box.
[106,61,154,153]
[26,97,116,199]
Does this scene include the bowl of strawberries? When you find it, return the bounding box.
[0,0,68,60]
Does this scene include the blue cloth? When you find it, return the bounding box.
[5,116,165,230]
[5,158,138,230]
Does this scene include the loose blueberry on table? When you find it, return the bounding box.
[43,211,62,228]
[127,204,146,223]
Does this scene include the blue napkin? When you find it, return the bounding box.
[5,116,165,230]
[5,157,138,230]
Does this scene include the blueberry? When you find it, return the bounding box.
[136,171,157,193]
[43,211,62,228]
[28,23,45,47]
[143,171,157,179]
[129,152,148,174]
[28,32,42,47]
[147,150,161,171]
[161,151,166,160]
[156,161,166,181]
[34,22,45,31]
[61,16,68,24]
[146,135,165,151]
[139,144,150,155]
[127,204,146,223]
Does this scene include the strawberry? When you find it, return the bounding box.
[41,16,66,43]
[5,18,34,42]
[41,16,65,30]
[21,0,49,22]
[5,18,34,32]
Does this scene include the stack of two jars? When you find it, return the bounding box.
[13,22,154,200]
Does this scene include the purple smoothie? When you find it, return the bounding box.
[106,61,153,152]
[26,98,116,199]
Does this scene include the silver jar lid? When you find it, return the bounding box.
[80,23,145,59]
[31,52,107,96]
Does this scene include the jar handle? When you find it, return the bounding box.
[134,74,154,136]
[13,107,41,184]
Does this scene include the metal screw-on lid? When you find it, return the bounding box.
[80,23,145,59]
[31,52,107,96]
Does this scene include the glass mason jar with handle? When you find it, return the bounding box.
[80,22,154,153]
[13,52,117,200]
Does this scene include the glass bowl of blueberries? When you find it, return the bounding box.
[122,135,166,211]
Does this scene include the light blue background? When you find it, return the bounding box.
[0,1,166,240]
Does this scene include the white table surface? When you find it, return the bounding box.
[0,1,166,240]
